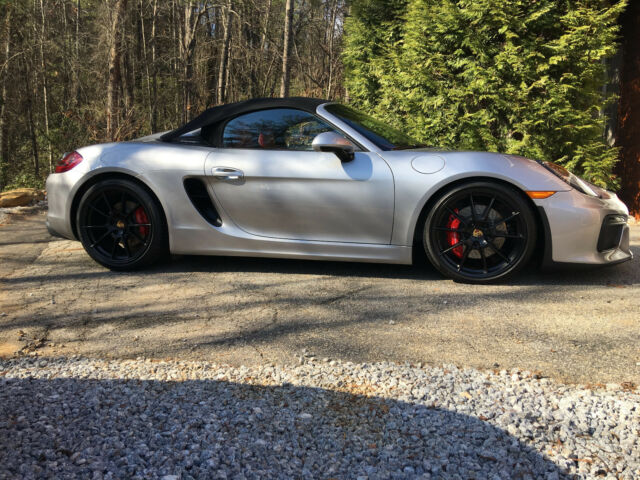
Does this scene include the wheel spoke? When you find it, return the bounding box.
[101,192,113,214]
[445,207,468,226]
[90,230,112,248]
[470,195,478,223]
[128,223,151,227]
[440,240,464,255]
[481,197,495,221]
[487,241,511,264]
[120,191,127,212]
[124,202,141,219]
[123,236,132,257]
[480,247,488,273]
[457,246,472,272]
[492,233,524,240]
[498,211,520,225]
[434,226,466,233]
[128,228,147,244]
[81,224,109,229]
[88,203,109,218]
[110,240,118,259]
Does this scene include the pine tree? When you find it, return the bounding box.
[344,0,626,189]
[342,0,409,109]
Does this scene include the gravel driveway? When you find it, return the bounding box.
[1,357,639,479]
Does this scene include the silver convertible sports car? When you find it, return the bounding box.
[46,97,633,283]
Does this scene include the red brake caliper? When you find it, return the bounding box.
[134,207,149,237]
[446,209,463,258]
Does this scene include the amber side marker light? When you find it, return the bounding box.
[526,191,556,199]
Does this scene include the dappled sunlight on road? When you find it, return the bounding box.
[1,223,639,384]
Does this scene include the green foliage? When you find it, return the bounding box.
[1,0,351,192]
[4,172,45,190]
[344,0,626,188]
[343,0,409,110]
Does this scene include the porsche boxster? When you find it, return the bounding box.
[46,97,632,282]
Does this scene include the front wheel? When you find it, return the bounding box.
[423,182,537,283]
[76,178,168,270]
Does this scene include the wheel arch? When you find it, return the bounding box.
[410,176,548,265]
[70,170,170,247]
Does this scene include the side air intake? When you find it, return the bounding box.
[183,178,222,227]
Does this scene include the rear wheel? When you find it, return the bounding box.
[423,182,537,283]
[76,178,167,270]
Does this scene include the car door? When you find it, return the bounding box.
[203,108,394,244]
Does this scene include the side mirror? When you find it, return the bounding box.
[312,132,355,162]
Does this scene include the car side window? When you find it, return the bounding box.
[176,128,208,145]
[222,108,338,151]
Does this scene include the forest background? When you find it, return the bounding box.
[1,0,638,215]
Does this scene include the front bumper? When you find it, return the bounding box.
[535,189,633,266]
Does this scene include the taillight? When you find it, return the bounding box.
[55,151,83,173]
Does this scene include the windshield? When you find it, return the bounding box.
[324,104,426,150]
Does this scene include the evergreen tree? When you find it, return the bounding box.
[343,0,409,109]
[344,0,626,188]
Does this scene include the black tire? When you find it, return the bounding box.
[76,178,168,270]
[423,181,537,283]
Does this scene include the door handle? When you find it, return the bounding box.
[211,167,244,181]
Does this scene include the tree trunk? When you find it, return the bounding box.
[123,24,135,114]
[106,0,127,140]
[150,0,158,131]
[280,0,294,98]
[206,5,219,103]
[140,0,152,131]
[326,0,338,99]
[616,1,640,218]
[171,0,180,119]
[60,0,69,108]
[256,0,271,98]
[178,2,186,121]
[72,0,80,105]
[0,10,11,190]
[217,2,232,105]
[28,99,39,178]
[38,0,53,173]
[181,1,192,122]
[23,60,39,177]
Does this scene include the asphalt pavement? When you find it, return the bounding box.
[1,209,638,385]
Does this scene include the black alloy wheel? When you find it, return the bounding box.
[76,178,167,270]
[424,182,537,283]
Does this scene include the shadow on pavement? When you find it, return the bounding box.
[3,243,638,287]
[0,376,569,479]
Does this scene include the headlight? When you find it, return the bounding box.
[541,161,611,199]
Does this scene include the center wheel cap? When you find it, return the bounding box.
[472,228,483,238]
[116,220,126,229]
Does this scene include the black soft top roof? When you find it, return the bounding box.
[160,97,329,142]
